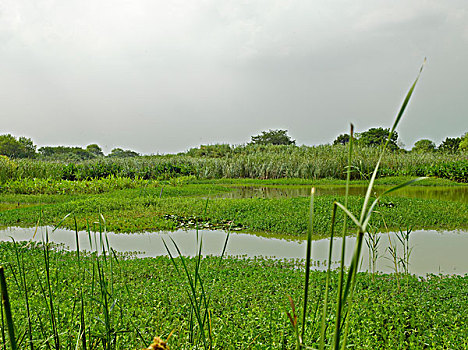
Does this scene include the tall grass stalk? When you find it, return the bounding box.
[12,239,34,350]
[301,187,315,344]
[0,266,17,350]
[365,228,381,277]
[74,216,87,350]
[162,237,210,349]
[387,235,401,292]
[42,228,60,350]
[298,60,427,349]
[162,206,234,349]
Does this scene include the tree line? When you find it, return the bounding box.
[333,127,468,153]
[0,134,139,160]
[185,128,468,157]
[1,127,467,160]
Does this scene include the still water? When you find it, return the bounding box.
[1,227,466,276]
[217,185,468,203]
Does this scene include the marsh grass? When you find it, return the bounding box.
[0,266,16,350]
[162,200,234,349]
[365,228,381,277]
[2,144,465,184]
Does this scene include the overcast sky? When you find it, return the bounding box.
[0,0,467,154]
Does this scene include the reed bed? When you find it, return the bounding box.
[1,147,465,184]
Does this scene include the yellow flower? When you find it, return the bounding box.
[142,336,169,350]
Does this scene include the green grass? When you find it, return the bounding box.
[1,192,467,235]
[0,243,466,349]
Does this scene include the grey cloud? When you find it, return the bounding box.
[0,0,467,153]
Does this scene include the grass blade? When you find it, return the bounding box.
[301,188,315,343]
[0,266,17,350]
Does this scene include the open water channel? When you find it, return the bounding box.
[1,226,466,276]
[1,185,467,276]
[215,185,468,203]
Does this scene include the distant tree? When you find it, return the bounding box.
[0,134,36,158]
[108,148,140,158]
[412,139,436,153]
[459,132,468,152]
[438,137,461,153]
[38,146,94,160]
[250,129,295,146]
[333,133,350,145]
[357,127,399,151]
[186,144,231,158]
[86,144,104,157]
[18,137,37,157]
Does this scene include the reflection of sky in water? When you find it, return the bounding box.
[216,185,468,203]
[1,227,467,276]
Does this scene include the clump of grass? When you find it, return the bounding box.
[0,176,159,195]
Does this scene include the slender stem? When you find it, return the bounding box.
[0,266,17,350]
[301,187,315,343]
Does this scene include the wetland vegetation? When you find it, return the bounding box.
[1,241,467,349]
[0,69,467,348]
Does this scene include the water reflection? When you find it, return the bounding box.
[217,185,468,203]
[1,227,466,276]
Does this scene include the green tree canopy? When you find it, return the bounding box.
[438,137,461,153]
[333,133,350,145]
[86,144,104,157]
[412,139,436,153]
[459,132,468,152]
[108,148,140,158]
[186,144,231,158]
[0,134,36,158]
[38,146,95,161]
[357,127,399,151]
[250,129,295,146]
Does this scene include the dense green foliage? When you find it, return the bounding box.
[438,137,461,153]
[1,145,466,184]
[39,146,98,161]
[333,133,350,145]
[185,144,232,158]
[425,160,468,183]
[0,134,36,159]
[411,139,436,153]
[1,181,467,234]
[460,132,468,152]
[357,127,399,150]
[108,148,140,158]
[1,242,466,349]
[0,177,158,195]
[250,129,296,145]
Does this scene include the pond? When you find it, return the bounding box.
[216,185,468,203]
[1,227,466,276]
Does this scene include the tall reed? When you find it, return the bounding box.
[290,60,427,349]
